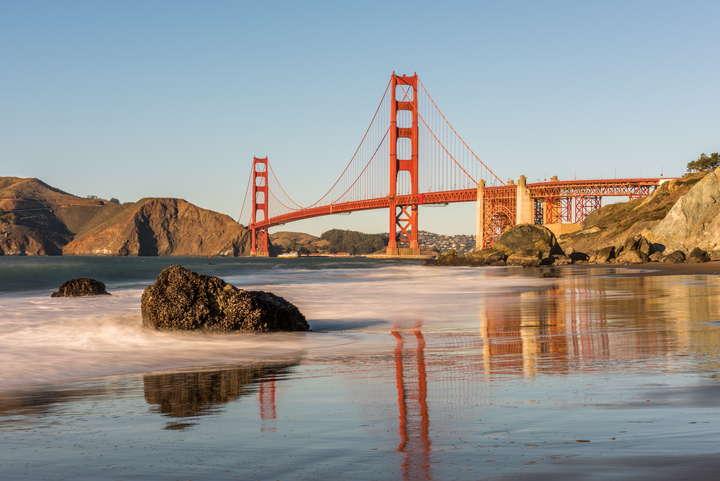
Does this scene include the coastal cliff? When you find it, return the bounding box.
[0,177,252,256]
[558,171,713,255]
[646,167,720,252]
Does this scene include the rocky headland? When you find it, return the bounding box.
[0,177,253,256]
[427,166,720,268]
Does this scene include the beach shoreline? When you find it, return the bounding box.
[2,258,720,479]
[546,259,720,277]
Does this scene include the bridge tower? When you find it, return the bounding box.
[250,156,270,257]
[388,73,420,256]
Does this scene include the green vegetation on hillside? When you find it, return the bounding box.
[320,229,387,255]
[0,208,17,225]
[687,153,719,173]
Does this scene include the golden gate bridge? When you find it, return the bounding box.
[240,73,665,256]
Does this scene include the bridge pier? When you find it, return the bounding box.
[475,175,535,251]
[475,180,485,250]
[516,175,534,224]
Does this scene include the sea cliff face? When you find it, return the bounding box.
[646,168,720,252]
[0,177,252,256]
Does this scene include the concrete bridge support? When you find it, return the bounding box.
[475,180,485,251]
[475,175,533,251]
[516,175,534,225]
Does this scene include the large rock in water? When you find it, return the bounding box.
[51,278,110,297]
[141,265,309,332]
[648,166,720,251]
[494,224,564,260]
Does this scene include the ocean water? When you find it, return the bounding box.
[0,256,548,387]
[2,257,720,479]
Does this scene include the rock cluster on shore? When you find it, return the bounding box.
[428,166,720,269]
[424,224,713,268]
[141,265,309,332]
[424,224,566,267]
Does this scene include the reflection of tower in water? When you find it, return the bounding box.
[259,375,276,432]
[392,329,431,481]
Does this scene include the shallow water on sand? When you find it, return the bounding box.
[2,258,720,480]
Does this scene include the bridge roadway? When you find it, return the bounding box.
[251,177,666,230]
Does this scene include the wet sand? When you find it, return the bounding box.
[575,259,720,277]
[2,264,720,480]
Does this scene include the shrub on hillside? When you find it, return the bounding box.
[687,153,719,173]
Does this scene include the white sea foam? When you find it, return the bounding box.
[0,264,546,387]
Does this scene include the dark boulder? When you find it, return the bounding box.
[494,224,564,260]
[569,251,589,262]
[589,246,615,264]
[51,278,110,298]
[662,250,686,264]
[424,224,563,268]
[507,254,542,268]
[623,234,655,257]
[687,247,711,263]
[615,250,650,264]
[649,251,664,262]
[482,249,508,263]
[551,255,573,266]
[141,265,309,332]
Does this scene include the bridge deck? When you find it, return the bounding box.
[252,178,667,229]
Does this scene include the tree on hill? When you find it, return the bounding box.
[687,153,719,173]
[320,229,387,255]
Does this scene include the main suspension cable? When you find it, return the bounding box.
[417,78,504,185]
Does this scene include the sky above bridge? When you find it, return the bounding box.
[2,1,718,236]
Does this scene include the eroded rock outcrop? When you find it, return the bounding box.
[141,265,309,332]
[558,172,708,255]
[648,167,720,252]
[51,278,110,297]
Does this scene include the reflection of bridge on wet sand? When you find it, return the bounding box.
[132,275,720,478]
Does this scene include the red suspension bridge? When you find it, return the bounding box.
[240,73,666,255]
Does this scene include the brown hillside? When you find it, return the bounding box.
[0,177,252,256]
[0,177,108,255]
[63,198,252,256]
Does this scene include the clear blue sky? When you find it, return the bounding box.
[1,1,718,236]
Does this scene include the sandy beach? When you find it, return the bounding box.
[570,259,720,277]
[2,257,720,480]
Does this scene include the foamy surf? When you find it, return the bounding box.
[0,261,547,387]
